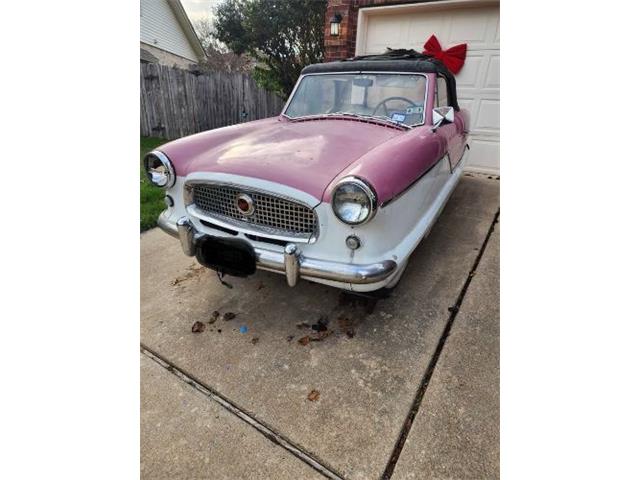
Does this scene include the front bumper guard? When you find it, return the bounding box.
[158,215,397,288]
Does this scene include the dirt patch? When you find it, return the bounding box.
[191,321,206,333]
[338,315,355,338]
[171,263,206,286]
[297,330,333,346]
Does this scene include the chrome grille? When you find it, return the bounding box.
[191,184,317,238]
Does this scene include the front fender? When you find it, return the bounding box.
[321,126,447,205]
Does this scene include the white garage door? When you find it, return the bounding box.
[357,2,500,174]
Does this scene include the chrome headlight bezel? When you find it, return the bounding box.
[144,150,176,188]
[331,176,378,226]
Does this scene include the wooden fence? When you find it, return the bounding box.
[140,63,284,140]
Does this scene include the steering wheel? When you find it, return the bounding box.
[372,96,419,117]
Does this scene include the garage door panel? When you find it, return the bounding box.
[361,3,499,173]
[475,99,499,132]
[367,6,499,54]
[455,54,484,88]
[392,7,499,52]
[407,15,450,47]
[484,54,500,88]
[448,8,493,47]
[467,137,500,174]
[457,97,475,112]
[457,97,499,136]
[457,53,500,93]
[366,15,406,50]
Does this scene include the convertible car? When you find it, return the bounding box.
[145,50,469,294]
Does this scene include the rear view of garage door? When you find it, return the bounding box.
[356,1,500,174]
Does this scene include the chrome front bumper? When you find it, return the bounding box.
[158,215,397,287]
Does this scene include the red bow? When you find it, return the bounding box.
[422,35,467,74]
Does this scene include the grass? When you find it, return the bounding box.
[140,136,168,232]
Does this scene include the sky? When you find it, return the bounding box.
[181,0,219,23]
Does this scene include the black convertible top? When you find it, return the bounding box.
[301,49,459,111]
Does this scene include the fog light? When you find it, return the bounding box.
[346,235,361,250]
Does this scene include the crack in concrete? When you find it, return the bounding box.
[140,344,345,480]
[382,209,500,480]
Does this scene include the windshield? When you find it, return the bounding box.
[284,73,427,126]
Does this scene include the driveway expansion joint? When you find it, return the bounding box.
[381,209,500,480]
[140,344,345,480]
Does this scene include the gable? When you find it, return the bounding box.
[140,0,199,62]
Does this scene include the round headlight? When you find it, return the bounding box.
[144,151,175,188]
[332,177,377,225]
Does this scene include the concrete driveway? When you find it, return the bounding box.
[140,175,500,480]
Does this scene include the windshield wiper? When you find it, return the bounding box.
[327,112,411,129]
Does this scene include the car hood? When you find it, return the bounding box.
[160,116,404,201]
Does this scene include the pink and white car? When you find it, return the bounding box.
[145,51,469,295]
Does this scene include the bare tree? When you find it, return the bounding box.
[193,17,254,73]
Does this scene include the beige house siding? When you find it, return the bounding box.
[140,42,196,69]
[140,0,200,64]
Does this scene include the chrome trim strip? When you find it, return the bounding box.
[165,217,397,285]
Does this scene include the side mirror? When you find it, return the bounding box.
[431,106,455,129]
